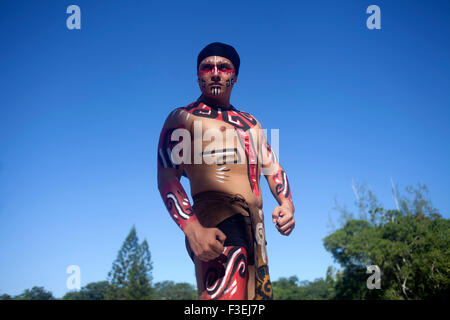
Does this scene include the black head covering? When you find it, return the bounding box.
[197,42,240,76]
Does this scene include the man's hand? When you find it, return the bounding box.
[272,204,295,236]
[184,221,227,262]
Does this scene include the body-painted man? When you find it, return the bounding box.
[157,42,295,300]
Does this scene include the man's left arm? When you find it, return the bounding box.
[257,123,295,236]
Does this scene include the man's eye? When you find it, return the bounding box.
[202,65,212,69]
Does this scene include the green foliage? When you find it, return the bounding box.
[62,281,110,300]
[125,239,153,299]
[271,276,302,300]
[332,264,382,300]
[3,183,447,301]
[324,183,450,300]
[272,267,336,300]
[153,281,198,300]
[105,226,154,300]
[16,286,55,300]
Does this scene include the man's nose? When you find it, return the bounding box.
[211,66,220,80]
[211,73,221,82]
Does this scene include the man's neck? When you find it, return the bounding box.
[198,94,233,110]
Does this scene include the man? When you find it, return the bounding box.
[157,42,295,300]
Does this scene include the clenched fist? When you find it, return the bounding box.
[184,220,227,262]
[272,204,295,236]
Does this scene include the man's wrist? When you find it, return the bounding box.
[183,218,202,237]
[280,201,295,213]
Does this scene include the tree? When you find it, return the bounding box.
[17,286,55,300]
[272,268,336,300]
[324,183,450,300]
[62,281,111,300]
[272,276,302,300]
[105,226,154,300]
[153,281,197,300]
[126,239,153,299]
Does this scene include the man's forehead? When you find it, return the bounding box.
[199,56,233,65]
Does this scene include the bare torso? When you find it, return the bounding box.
[180,101,264,209]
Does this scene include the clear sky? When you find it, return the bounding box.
[1,0,449,298]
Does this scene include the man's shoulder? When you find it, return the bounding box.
[224,104,262,130]
[235,107,256,118]
[232,106,261,128]
[163,101,197,124]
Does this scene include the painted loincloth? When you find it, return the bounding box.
[185,190,273,300]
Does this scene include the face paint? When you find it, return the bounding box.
[225,77,235,87]
[211,86,221,95]
[198,56,236,97]
[200,79,206,89]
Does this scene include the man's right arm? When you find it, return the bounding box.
[157,108,226,261]
[157,109,197,231]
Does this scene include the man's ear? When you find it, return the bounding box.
[233,76,238,83]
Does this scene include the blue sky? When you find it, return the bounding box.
[1,0,449,298]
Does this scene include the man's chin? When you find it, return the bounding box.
[203,88,232,98]
[202,91,223,99]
